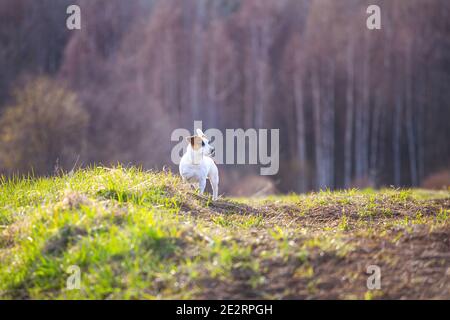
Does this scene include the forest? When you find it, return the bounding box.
[0,0,449,194]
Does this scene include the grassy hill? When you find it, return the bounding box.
[0,167,449,299]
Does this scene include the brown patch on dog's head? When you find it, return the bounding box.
[186,135,203,150]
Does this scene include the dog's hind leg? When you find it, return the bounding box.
[209,176,219,201]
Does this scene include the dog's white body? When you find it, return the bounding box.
[179,129,219,200]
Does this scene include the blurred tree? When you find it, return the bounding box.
[1,0,449,192]
[0,77,88,175]
[0,0,73,104]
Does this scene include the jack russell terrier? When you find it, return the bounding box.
[179,129,219,200]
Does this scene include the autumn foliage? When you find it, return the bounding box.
[0,77,88,175]
[0,0,449,193]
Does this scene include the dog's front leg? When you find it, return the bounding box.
[198,179,206,195]
[210,177,218,201]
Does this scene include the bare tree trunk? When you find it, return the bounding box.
[370,33,391,187]
[255,21,273,129]
[344,43,354,188]
[354,76,363,181]
[370,93,381,186]
[190,0,206,120]
[294,72,307,192]
[405,41,418,186]
[325,57,335,188]
[207,9,218,126]
[361,32,371,182]
[393,77,403,186]
[416,67,425,184]
[244,23,258,128]
[312,63,325,189]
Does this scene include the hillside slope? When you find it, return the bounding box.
[0,167,449,299]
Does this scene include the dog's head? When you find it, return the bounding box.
[186,129,215,157]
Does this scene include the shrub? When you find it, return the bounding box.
[0,76,89,175]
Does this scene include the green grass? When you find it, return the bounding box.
[0,166,449,299]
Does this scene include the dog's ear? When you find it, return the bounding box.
[186,136,195,145]
[196,128,206,138]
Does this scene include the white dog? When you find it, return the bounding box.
[179,129,219,200]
